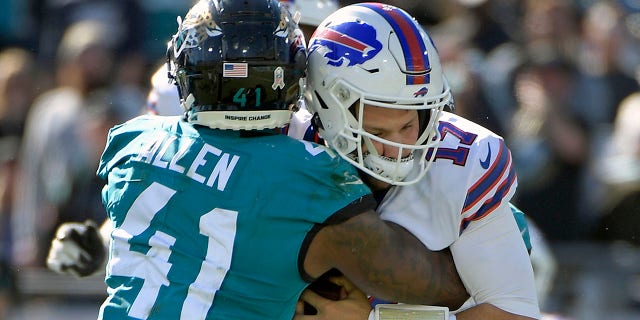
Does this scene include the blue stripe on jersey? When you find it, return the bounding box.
[357,3,430,85]
[460,166,517,233]
[462,140,510,211]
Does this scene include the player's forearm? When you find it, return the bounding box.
[324,214,468,309]
[377,222,468,309]
[455,303,538,320]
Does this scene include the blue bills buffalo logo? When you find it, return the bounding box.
[309,21,382,67]
[413,87,429,98]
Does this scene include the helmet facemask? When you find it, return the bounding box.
[312,79,450,186]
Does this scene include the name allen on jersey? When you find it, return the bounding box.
[131,128,240,192]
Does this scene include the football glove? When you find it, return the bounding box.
[46,220,106,277]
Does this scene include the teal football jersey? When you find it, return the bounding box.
[96,115,373,320]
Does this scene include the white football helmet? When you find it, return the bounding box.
[305,3,453,185]
[279,0,339,27]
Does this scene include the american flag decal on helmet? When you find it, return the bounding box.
[223,63,248,78]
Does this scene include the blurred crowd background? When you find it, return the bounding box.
[0,0,639,319]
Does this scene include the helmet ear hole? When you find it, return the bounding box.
[346,100,359,120]
[315,91,330,110]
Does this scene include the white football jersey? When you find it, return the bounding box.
[379,111,516,250]
[289,109,540,319]
[378,112,539,318]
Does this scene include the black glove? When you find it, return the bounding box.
[46,220,106,277]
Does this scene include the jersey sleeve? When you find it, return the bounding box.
[267,139,374,223]
[459,137,517,233]
[451,202,540,318]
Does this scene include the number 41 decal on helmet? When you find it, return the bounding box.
[233,88,262,107]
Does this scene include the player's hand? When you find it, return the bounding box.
[294,275,372,320]
[46,220,106,277]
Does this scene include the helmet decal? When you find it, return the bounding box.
[309,21,382,67]
[174,1,222,58]
[276,11,291,37]
[356,3,431,85]
[413,87,429,98]
[223,63,248,78]
[272,67,285,90]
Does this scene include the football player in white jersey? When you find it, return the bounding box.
[293,3,540,320]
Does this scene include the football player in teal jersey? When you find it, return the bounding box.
[55,1,471,319]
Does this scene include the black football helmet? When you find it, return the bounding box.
[167,0,307,130]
